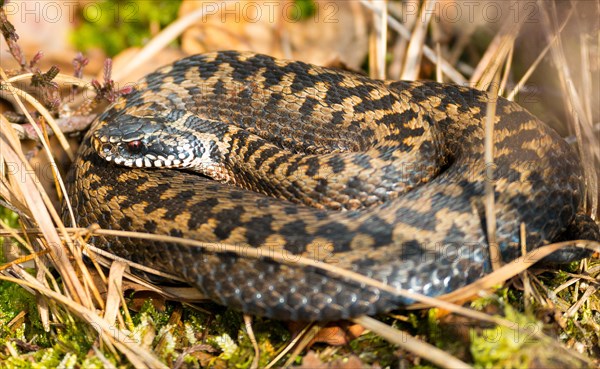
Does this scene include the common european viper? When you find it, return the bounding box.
[66,51,599,321]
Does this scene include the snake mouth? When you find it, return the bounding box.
[111,154,195,168]
[91,134,197,169]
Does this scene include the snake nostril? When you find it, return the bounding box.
[101,143,113,154]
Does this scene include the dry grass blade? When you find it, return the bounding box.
[0,184,30,219]
[354,316,472,369]
[470,10,522,90]
[103,261,127,324]
[0,225,202,301]
[497,46,514,97]
[0,249,50,272]
[0,219,33,252]
[243,315,260,369]
[79,238,189,283]
[564,283,597,318]
[91,346,118,369]
[368,0,387,79]
[265,323,313,369]
[401,0,437,80]
[282,323,325,367]
[484,71,501,271]
[575,35,599,217]
[359,0,466,84]
[519,223,532,309]
[435,42,443,82]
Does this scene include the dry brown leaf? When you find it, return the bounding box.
[179,0,277,56]
[285,0,368,69]
[128,290,168,312]
[298,351,374,369]
[188,350,227,369]
[179,0,368,69]
[288,321,365,347]
[103,261,127,324]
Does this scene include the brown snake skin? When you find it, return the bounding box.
[66,51,599,321]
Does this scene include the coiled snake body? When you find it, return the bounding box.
[67,51,599,321]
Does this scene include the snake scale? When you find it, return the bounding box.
[66,51,599,321]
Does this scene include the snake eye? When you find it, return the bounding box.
[126,140,144,154]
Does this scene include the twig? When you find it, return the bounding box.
[9,115,97,141]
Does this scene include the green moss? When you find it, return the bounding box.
[0,206,19,263]
[71,0,183,56]
[0,282,46,344]
[0,207,19,227]
[132,298,173,328]
[289,0,317,20]
[0,288,104,368]
[471,305,541,368]
[192,312,289,368]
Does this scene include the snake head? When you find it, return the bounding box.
[91,109,225,170]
